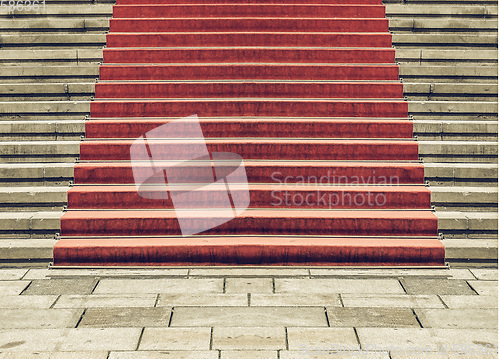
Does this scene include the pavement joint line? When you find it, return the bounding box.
[154,293,160,307]
[465,280,480,295]
[398,278,408,294]
[353,327,362,349]
[437,294,449,308]
[74,308,86,328]
[135,327,145,351]
[339,293,345,307]
[412,308,425,328]
[285,327,289,350]
[209,327,214,350]
[168,307,174,327]
[247,293,251,307]
[324,306,331,327]
[49,294,61,309]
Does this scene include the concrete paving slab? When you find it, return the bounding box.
[0,329,67,351]
[170,307,328,327]
[189,268,309,276]
[59,328,141,351]
[47,268,189,278]
[109,352,218,359]
[212,327,285,350]
[0,295,57,308]
[415,308,498,329]
[275,279,404,294]
[440,295,498,309]
[0,352,109,359]
[54,294,157,308]
[470,269,498,280]
[138,327,212,350]
[22,279,96,295]
[221,351,278,359]
[287,327,359,351]
[327,307,420,328]
[467,280,498,296]
[281,351,390,358]
[0,280,30,295]
[250,294,341,307]
[0,308,82,329]
[357,328,498,353]
[157,294,247,307]
[400,279,476,295]
[225,278,273,294]
[0,269,28,280]
[341,294,445,309]
[93,279,222,294]
[390,352,498,359]
[78,307,172,327]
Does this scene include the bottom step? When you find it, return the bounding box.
[53,237,445,266]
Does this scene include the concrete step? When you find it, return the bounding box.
[0,186,68,211]
[0,120,84,140]
[425,163,498,186]
[437,211,498,239]
[0,34,106,47]
[0,83,94,102]
[0,101,89,116]
[0,49,102,64]
[0,65,99,83]
[386,4,498,17]
[0,18,109,32]
[0,141,79,163]
[430,186,498,211]
[408,101,498,116]
[414,120,497,141]
[0,5,113,18]
[0,211,61,238]
[392,33,498,47]
[0,163,73,186]
[396,49,498,64]
[390,18,499,31]
[419,141,498,163]
[404,83,498,102]
[399,65,497,82]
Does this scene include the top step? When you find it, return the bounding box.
[112,5,387,18]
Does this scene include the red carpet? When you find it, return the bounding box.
[54,0,445,266]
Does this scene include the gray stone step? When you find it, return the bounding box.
[386,4,498,17]
[0,141,79,163]
[430,186,498,211]
[398,65,498,82]
[425,163,498,186]
[418,141,498,163]
[0,211,60,238]
[0,120,84,140]
[0,34,106,47]
[392,33,498,47]
[0,49,102,64]
[0,5,113,18]
[396,49,498,63]
[437,211,498,239]
[0,18,109,31]
[408,101,498,115]
[0,101,89,116]
[0,186,68,211]
[414,120,497,141]
[0,83,94,102]
[0,65,99,83]
[0,163,73,186]
[390,19,499,31]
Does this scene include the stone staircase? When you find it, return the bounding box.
[0,0,497,264]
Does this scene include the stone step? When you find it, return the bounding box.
[399,64,497,81]
[425,163,498,186]
[0,18,109,31]
[408,101,498,115]
[414,120,497,141]
[0,5,113,18]
[0,211,61,238]
[390,18,499,31]
[385,4,498,17]
[0,186,68,211]
[0,120,84,140]
[0,49,102,64]
[404,83,498,100]
[437,211,498,239]
[0,34,106,47]
[0,65,99,83]
[392,33,498,47]
[0,101,89,116]
[0,163,73,186]
[0,141,79,163]
[419,141,498,163]
[0,83,94,102]
[396,49,498,63]
[430,186,498,211]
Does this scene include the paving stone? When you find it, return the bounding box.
[59,328,142,351]
[0,281,30,295]
[22,269,52,280]
[93,279,222,294]
[213,327,285,350]
[251,294,341,307]
[470,269,498,281]
[280,351,390,359]
[0,352,109,358]
[400,279,476,295]
[221,351,278,359]
[78,307,172,327]
[341,294,444,309]
[415,308,498,329]
[171,307,327,327]
[22,279,96,295]
[189,268,309,276]
[0,269,28,280]
[440,295,498,309]
[275,279,404,294]
[0,329,67,351]
[0,295,57,308]
[357,328,498,353]
[467,280,498,296]
[54,294,157,308]
[287,327,359,351]
[390,352,498,359]
[327,307,420,328]
[109,352,218,359]
[48,268,189,278]
[157,294,247,307]
[225,278,274,293]
[138,328,212,350]
[0,308,82,329]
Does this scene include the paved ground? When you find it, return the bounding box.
[0,266,497,358]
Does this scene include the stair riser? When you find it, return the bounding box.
[60,216,438,237]
[90,101,409,118]
[112,5,387,19]
[109,18,389,33]
[103,49,396,64]
[105,33,393,48]
[85,120,413,139]
[79,141,419,161]
[67,188,431,209]
[53,239,445,267]
[74,164,425,185]
[94,83,404,99]
[98,65,400,81]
